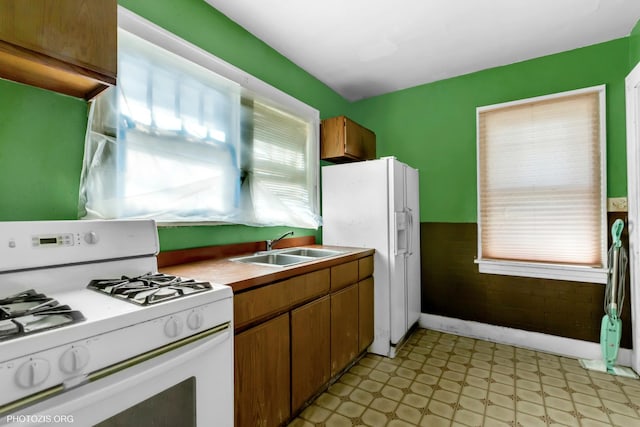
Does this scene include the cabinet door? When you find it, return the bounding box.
[331,284,359,377]
[344,117,376,160]
[320,116,346,160]
[235,313,290,427]
[320,116,375,162]
[291,296,330,413]
[0,0,116,98]
[358,277,374,353]
[0,0,116,75]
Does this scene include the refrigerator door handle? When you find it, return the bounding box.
[406,207,413,256]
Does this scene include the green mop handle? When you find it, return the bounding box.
[609,219,624,320]
[612,219,623,249]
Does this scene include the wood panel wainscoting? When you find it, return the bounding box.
[420,213,632,349]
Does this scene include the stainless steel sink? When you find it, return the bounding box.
[230,253,310,266]
[230,247,345,267]
[279,248,344,258]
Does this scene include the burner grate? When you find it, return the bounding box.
[0,289,85,341]
[87,273,212,306]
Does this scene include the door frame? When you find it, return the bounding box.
[625,60,640,374]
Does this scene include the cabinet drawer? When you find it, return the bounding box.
[289,268,330,306]
[358,256,374,280]
[330,260,358,291]
[234,269,330,330]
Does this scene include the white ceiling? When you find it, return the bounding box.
[205,0,640,101]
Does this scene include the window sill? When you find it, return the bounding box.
[475,259,608,284]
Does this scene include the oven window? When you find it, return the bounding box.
[94,377,195,427]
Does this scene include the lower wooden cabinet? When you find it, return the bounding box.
[233,254,374,426]
[330,284,359,377]
[235,313,290,427]
[358,277,374,353]
[291,296,330,413]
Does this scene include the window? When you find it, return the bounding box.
[476,86,608,283]
[78,8,320,228]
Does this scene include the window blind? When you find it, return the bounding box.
[478,90,605,267]
[246,101,319,228]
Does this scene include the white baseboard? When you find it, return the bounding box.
[419,313,633,367]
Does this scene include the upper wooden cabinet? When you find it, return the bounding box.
[321,115,376,163]
[0,0,117,99]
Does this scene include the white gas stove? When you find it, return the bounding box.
[0,220,233,426]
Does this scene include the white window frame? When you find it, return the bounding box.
[475,86,608,284]
[116,6,320,227]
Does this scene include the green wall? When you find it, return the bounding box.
[0,2,637,249]
[630,19,640,69]
[0,81,86,220]
[117,0,348,118]
[0,0,348,250]
[348,38,630,223]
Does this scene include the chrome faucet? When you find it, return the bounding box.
[266,231,293,251]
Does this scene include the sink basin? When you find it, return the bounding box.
[279,248,344,258]
[230,253,310,267]
[230,247,345,267]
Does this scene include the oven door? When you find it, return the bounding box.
[2,324,233,427]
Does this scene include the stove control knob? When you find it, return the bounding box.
[15,358,50,388]
[164,316,183,338]
[60,346,90,374]
[187,311,204,330]
[84,231,99,245]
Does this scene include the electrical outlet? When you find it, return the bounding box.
[607,197,628,212]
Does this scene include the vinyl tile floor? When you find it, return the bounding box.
[287,328,640,427]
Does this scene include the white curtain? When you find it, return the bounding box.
[78,29,321,228]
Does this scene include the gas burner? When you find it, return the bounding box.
[87,273,213,306]
[0,289,85,341]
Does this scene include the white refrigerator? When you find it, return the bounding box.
[322,156,421,358]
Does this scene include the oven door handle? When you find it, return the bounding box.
[87,322,230,383]
[2,322,232,426]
